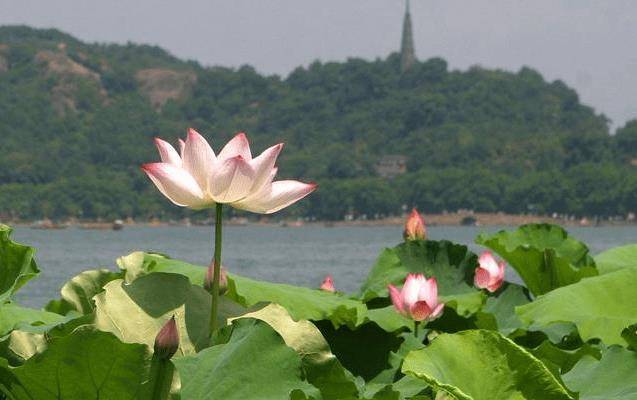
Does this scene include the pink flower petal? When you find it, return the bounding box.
[474,267,491,290]
[249,143,283,191]
[178,138,186,158]
[431,303,445,319]
[320,275,335,292]
[154,138,182,167]
[218,132,252,162]
[410,301,433,321]
[210,156,256,203]
[182,128,216,192]
[478,251,501,276]
[388,284,405,314]
[419,277,438,308]
[141,163,206,208]
[402,273,423,308]
[233,180,317,214]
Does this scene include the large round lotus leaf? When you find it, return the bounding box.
[516,268,637,346]
[173,318,318,400]
[233,303,361,399]
[476,223,597,296]
[0,328,150,399]
[45,268,122,315]
[123,252,368,328]
[0,225,39,303]
[594,244,637,275]
[562,346,637,400]
[402,330,573,400]
[94,272,245,356]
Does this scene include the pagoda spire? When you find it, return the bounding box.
[400,0,416,73]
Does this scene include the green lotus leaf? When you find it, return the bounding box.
[173,318,319,399]
[402,329,573,400]
[516,268,637,346]
[0,225,39,303]
[476,224,597,295]
[475,283,529,335]
[594,244,637,275]
[0,302,67,337]
[125,252,368,328]
[45,268,122,315]
[358,240,481,316]
[94,272,245,356]
[562,346,637,400]
[0,328,150,399]
[234,303,361,399]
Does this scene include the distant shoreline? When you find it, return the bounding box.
[4,212,636,230]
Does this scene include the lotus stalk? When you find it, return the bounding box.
[142,128,316,341]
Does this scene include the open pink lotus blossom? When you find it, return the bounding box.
[388,273,444,321]
[403,208,427,241]
[320,275,335,292]
[474,251,505,292]
[142,129,317,213]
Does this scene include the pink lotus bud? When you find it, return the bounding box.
[403,208,427,241]
[154,315,179,360]
[388,273,444,322]
[320,275,336,292]
[204,263,228,295]
[474,251,505,292]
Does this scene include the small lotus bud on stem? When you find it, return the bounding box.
[404,208,427,241]
[320,274,335,292]
[205,262,228,295]
[154,315,179,360]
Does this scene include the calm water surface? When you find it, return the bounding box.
[11,225,637,307]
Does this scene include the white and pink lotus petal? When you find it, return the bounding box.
[182,128,217,192]
[234,180,317,214]
[154,138,182,167]
[217,132,252,161]
[141,163,208,208]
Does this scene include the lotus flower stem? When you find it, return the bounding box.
[414,320,419,338]
[209,203,223,340]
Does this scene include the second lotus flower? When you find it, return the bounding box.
[388,273,444,322]
[142,129,317,213]
[474,251,505,292]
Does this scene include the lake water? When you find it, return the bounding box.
[11,225,637,308]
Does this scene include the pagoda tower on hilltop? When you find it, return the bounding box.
[400,0,416,72]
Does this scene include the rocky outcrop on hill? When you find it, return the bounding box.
[135,68,197,110]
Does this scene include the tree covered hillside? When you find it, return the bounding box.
[0,26,636,220]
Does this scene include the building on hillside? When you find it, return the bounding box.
[400,0,417,73]
[376,155,408,178]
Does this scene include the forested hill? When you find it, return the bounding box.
[1,25,636,221]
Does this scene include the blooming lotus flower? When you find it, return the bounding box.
[403,208,426,241]
[474,251,505,292]
[388,273,444,321]
[154,315,179,360]
[320,275,335,292]
[142,129,317,213]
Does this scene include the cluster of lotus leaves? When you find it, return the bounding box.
[1,223,636,399]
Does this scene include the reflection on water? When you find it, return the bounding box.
[11,225,637,308]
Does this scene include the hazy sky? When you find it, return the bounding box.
[1,0,635,129]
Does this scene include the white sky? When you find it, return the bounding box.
[1,0,635,130]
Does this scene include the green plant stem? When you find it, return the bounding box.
[148,356,174,400]
[209,203,223,341]
[414,320,419,338]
